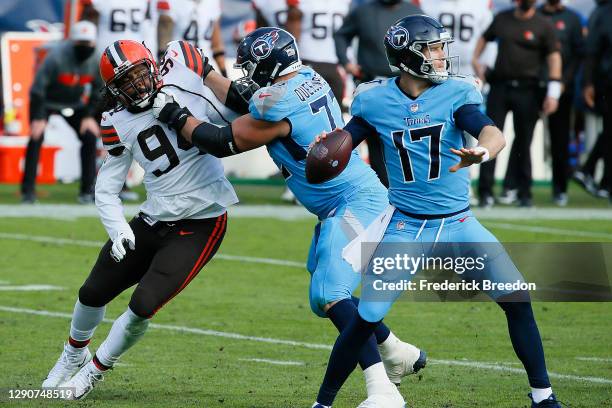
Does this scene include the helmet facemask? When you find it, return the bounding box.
[232,59,266,105]
[107,60,161,109]
[408,36,459,84]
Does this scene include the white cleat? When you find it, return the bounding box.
[378,338,427,386]
[60,361,106,400]
[42,343,91,388]
[357,386,406,408]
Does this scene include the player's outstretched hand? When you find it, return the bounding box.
[110,228,136,263]
[449,147,487,172]
[153,91,191,132]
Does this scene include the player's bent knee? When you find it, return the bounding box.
[129,289,161,319]
[78,283,109,308]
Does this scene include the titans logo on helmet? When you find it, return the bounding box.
[386,25,410,50]
[250,30,280,60]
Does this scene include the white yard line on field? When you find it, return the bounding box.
[0,285,64,291]
[239,358,305,366]
[485,222,612,240]
[1,204,612,221]
[0,305,610,385]
[0,232,306,269]
[576,357,612,363]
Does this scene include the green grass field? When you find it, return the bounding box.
[1,204,611,407]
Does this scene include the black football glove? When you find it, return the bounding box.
[152,91,192,132]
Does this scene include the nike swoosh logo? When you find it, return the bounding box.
[258,93,272,99]
[459,217,469,223]
[179,231,194,236]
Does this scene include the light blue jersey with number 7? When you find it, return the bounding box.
[249,67,383,219]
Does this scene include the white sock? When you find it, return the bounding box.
[377,331,400,358]
[531,387,553,403]
[363,362,394,396]
[95,308,149,368]
[69,300,105,343]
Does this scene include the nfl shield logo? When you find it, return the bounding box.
[410,103,419,113]
[397,221,405,230]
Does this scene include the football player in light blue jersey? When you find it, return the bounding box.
[152,27,426,405]
[311,16,561,408]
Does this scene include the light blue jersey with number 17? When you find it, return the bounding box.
[351,77,483,215]
[249,67,384,219]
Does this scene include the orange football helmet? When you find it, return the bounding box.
[100,40,162,109]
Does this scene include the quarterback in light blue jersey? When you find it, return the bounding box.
[152,27,425,405]
[311,16,562,408]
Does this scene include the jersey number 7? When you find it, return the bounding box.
[392,124,444,183]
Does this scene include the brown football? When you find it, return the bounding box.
[306,128,353,184]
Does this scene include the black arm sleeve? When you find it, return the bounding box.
[454,104,495,138]
[190,121,240,158]
[224,81,254,114]
[344,115,378,148]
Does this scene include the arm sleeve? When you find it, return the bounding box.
[344,115,377,148]
[333,9,358,67]
[29,54,57,120]
[454,104,495,138]
[94,150,133,241]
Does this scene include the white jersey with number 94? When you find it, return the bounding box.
[96,41,238,240]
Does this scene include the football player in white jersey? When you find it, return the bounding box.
[285,0,351,102]
[418,0,496,77]
[80,0,159,58]
[41,40,238,400]
[252,0,288,28]
[157,0,226,76]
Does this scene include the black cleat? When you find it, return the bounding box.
[529,393,565,408]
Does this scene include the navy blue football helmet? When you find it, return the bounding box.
[234,27,302,91]
[384,15,458,84]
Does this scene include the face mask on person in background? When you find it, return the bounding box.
[517,0,536,11]
[74,44,95,62]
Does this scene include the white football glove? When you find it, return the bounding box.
[110,228,136,263]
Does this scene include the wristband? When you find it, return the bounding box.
[546,80,562,99]
[472,146,490,163]
[213,50,225,58]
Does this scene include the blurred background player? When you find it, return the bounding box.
[21,20,101,204]
[80,0,159,58]
[333,0,423,187]
[538,0,585,206]
[153,27,426,405]
[583,0,612,204]
[157,0,227,76]
[575,0,610,199]
[42,39,237,399]
[473,0,561,208]
[252,0,287,28]
[285,0,350,103]
[418,0,495,79]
